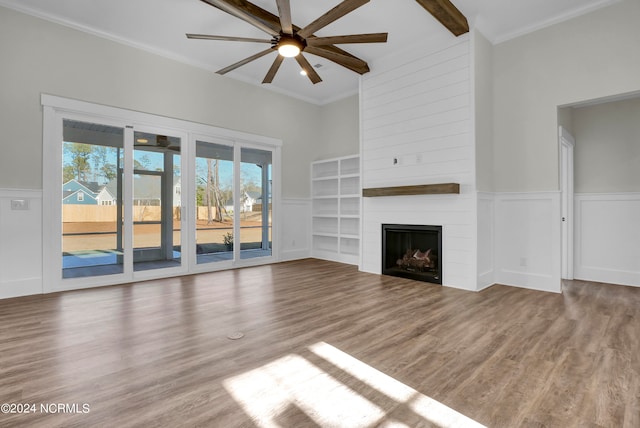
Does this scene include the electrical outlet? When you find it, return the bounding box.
[519,257,527,267]
[11,199,29,210]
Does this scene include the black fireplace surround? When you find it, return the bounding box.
[382,224,442,284]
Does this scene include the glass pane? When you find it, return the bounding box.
[62,119,124,278]
[133,131,181,271]
[240,147,272,260]
[195,141,234,264]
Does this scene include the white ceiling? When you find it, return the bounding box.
[0,0,620,104]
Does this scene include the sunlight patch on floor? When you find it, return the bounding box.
[224,341,485,428]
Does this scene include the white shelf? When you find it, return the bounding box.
[312,232,339,238]
[312,175,339,181]
[312,160,339,179]
[311,155,361,265]
[340,157,360,176]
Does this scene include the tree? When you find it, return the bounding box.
[100,163,117,181]
[63,165,75,183]
[64,143,93,181]
[203,159,228,224]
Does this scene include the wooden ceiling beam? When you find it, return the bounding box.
[414,0,469,36]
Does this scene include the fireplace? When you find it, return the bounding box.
[382,224,442,284]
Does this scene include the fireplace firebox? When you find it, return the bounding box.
[382,224,442,284]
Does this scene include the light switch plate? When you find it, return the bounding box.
[11,199,29,210]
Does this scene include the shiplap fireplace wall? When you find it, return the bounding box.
[360,32,480,291]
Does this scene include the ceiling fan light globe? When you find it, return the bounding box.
[278,44,300,58]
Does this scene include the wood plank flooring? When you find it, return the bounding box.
[1,259,639,427]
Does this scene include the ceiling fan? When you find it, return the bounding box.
[187,0,388,84]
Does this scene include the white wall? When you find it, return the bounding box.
[575,193,640,287]
[360,34,478,291]
[494,192,562,293]
[488,0,640,293]
[316,95,360,161]
[0,190,42,298]
[493,0,640,193]
[281,198,312,262]
[473,30,496,289]
[473,29,494,193]
[0,5,321,198]
[570,97,640,287]
[0,6,342,298]
[572,97,640,193]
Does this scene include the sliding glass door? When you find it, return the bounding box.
[59,119,186,281]
[239,147,272,260]
[132,130,182,272]
[194,141,275,266]
[195,140,234,264]
[61,119,125,279]
[44,95,280,292]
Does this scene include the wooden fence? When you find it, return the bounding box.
[62,204,270,223]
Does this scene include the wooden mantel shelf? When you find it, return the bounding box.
[362,183,460,197]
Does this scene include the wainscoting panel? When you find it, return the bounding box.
[0,189,43,299]
[477,192,495,290]
[494,192,561,293]
[280,198,312,262]
[574,193,640,287]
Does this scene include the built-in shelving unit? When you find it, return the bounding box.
[311,155,360,265]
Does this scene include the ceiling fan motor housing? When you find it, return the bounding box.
[273,33,305,53]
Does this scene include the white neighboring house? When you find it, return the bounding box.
[96,186,116,205]
[224,191,257,214]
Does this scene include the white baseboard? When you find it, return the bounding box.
[498,270,561,294]
[281,248,312,262]
[477,270,495,290]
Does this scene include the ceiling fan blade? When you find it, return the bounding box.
[262,55,284,83]
[304,46,369,74]
[295,54,322,84]
[186,33,272,43]
[200,0,279,36]
[275,0,293,35]
[414,0,469,36]
[305,33,388,46]
[216,48,274,75]
[298,0,370,39]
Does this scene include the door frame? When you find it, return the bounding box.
[559,126,575,280]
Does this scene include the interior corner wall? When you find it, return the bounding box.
[316,94,360,161]
[572,97,640,193]
[473,28,494,193]
[0,6,324,298]
[0,5,321,199]
[557,107,574,137]
[571,97,640,287]
[473,29,496,289]
[492,0,640,193]
[489,0,639,293]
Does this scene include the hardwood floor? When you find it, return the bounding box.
[1,259,639,427]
